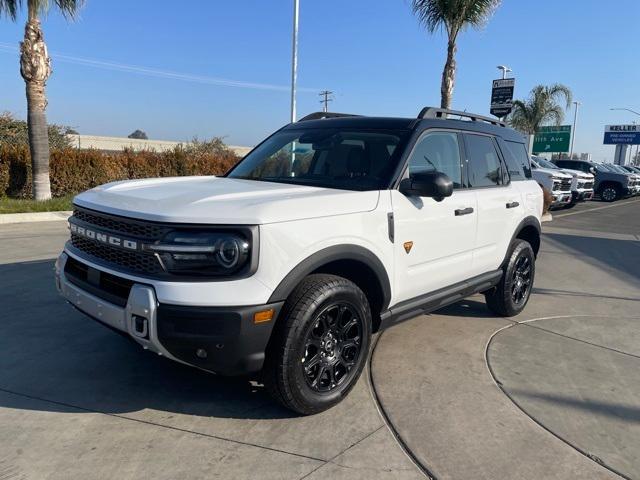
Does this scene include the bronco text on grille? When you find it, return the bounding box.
[68,207,168,275]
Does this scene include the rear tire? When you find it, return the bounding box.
[485,240,535,317]
[263,274,372,415]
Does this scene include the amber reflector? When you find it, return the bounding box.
[254,309,275,324]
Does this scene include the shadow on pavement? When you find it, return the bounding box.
[0,260,296,420]
[544,232,640,284]
[507,389,640,424]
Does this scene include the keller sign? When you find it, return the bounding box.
[603,124,640,145]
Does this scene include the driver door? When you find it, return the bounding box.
[391,131,478,305]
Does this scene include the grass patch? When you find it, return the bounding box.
[0,195,74,214]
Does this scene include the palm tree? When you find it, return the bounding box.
[411,0,502,109]
[509,84,573,135]
[0,0,84,200]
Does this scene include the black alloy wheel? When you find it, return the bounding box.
[511,255,532,306]
[301,303,363,393]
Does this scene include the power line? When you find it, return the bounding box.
[319,90,334,112]
[0,42,318,93]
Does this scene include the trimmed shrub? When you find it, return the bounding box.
[0,143,240,198]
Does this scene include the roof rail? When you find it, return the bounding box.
[418,107,506,127]
[297,112,362,122]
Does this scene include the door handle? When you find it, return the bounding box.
[454,207,474,216]
[506,201,520,209]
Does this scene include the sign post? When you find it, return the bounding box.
[532,126,571,154]
[490,78,515,118]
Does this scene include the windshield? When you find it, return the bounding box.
[595,163,613,172]
[535,157,559,170]
[226,128,409,191]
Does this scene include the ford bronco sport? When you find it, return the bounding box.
[56,108,543,414]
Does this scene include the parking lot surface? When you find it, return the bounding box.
[1,197,639,479]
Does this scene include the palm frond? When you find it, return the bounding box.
[0,0,21,20]
[0,0,83,19]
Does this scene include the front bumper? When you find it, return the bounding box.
[55,252,283,375]
[571,190,594,203]
[551,191,572,207]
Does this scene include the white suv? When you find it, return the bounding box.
[55,108,543,414]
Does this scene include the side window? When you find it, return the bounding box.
[407,132,462,188]
[465,134,503,188]
[502,140,532,180]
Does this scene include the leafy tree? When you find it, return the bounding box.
[0,0,85,200]
[508,84,573,135]
[0,111,73,149]
[128,129,148,140]
[411,0,501,109]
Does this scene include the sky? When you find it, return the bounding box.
[1,1,639,161]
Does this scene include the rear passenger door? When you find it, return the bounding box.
[463,133,524,275]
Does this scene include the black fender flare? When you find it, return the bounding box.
[267,244,392,311]
[503,215,541,266]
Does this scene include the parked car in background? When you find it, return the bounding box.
[554,159,632,202]
[607,164,640,195]
[531,156,593,208]
[620,165,640,175]
[530,156,573,209]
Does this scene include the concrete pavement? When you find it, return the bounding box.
[1,196,639,479]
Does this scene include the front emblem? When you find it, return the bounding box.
[403,241,413,254]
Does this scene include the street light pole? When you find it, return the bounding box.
[610,107,640,166]
[570,101,581,159]
[496,65,512,79]
[290,0,299,124]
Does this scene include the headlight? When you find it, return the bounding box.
[145,231,251,276]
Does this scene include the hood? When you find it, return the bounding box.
[533,167,572,179]
[73,176,380,225]
[558,168,593,180]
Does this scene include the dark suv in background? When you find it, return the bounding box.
[554,159,632,202]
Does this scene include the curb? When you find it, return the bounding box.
[0,211,72,225]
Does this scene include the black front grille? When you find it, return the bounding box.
[559,180,571,192]
[583,181,594,189]
[70,207,167,275]
[71,234,163,275]
[73,208,169,239]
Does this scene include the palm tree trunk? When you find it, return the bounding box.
[20,10,52,201]
[440,39,457,109]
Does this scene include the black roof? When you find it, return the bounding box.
[284,111,526,143]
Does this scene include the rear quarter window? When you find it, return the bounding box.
[501,140,532,181]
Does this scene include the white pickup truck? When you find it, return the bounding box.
[56,108,543,414]
[531,156,594,208]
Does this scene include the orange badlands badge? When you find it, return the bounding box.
[403,241,413,253]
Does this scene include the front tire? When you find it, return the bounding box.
[263,274,372,415]
[485,239,535,317]
[599,184,620,202]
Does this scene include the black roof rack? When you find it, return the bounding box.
[418,107,506,127]
[298,112,362,122]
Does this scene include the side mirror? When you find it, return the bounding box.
[589,167,596,174]
[399,171,453,201]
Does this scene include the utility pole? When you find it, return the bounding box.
[289,0,299,123]
[569,101,581,159]
[319,90,333,112]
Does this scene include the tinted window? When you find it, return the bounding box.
[502,140,532,180]
[407,132,462,188]
[465,134,503,187]
[228,128,409,191]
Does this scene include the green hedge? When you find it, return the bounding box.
[0,145,240,198]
